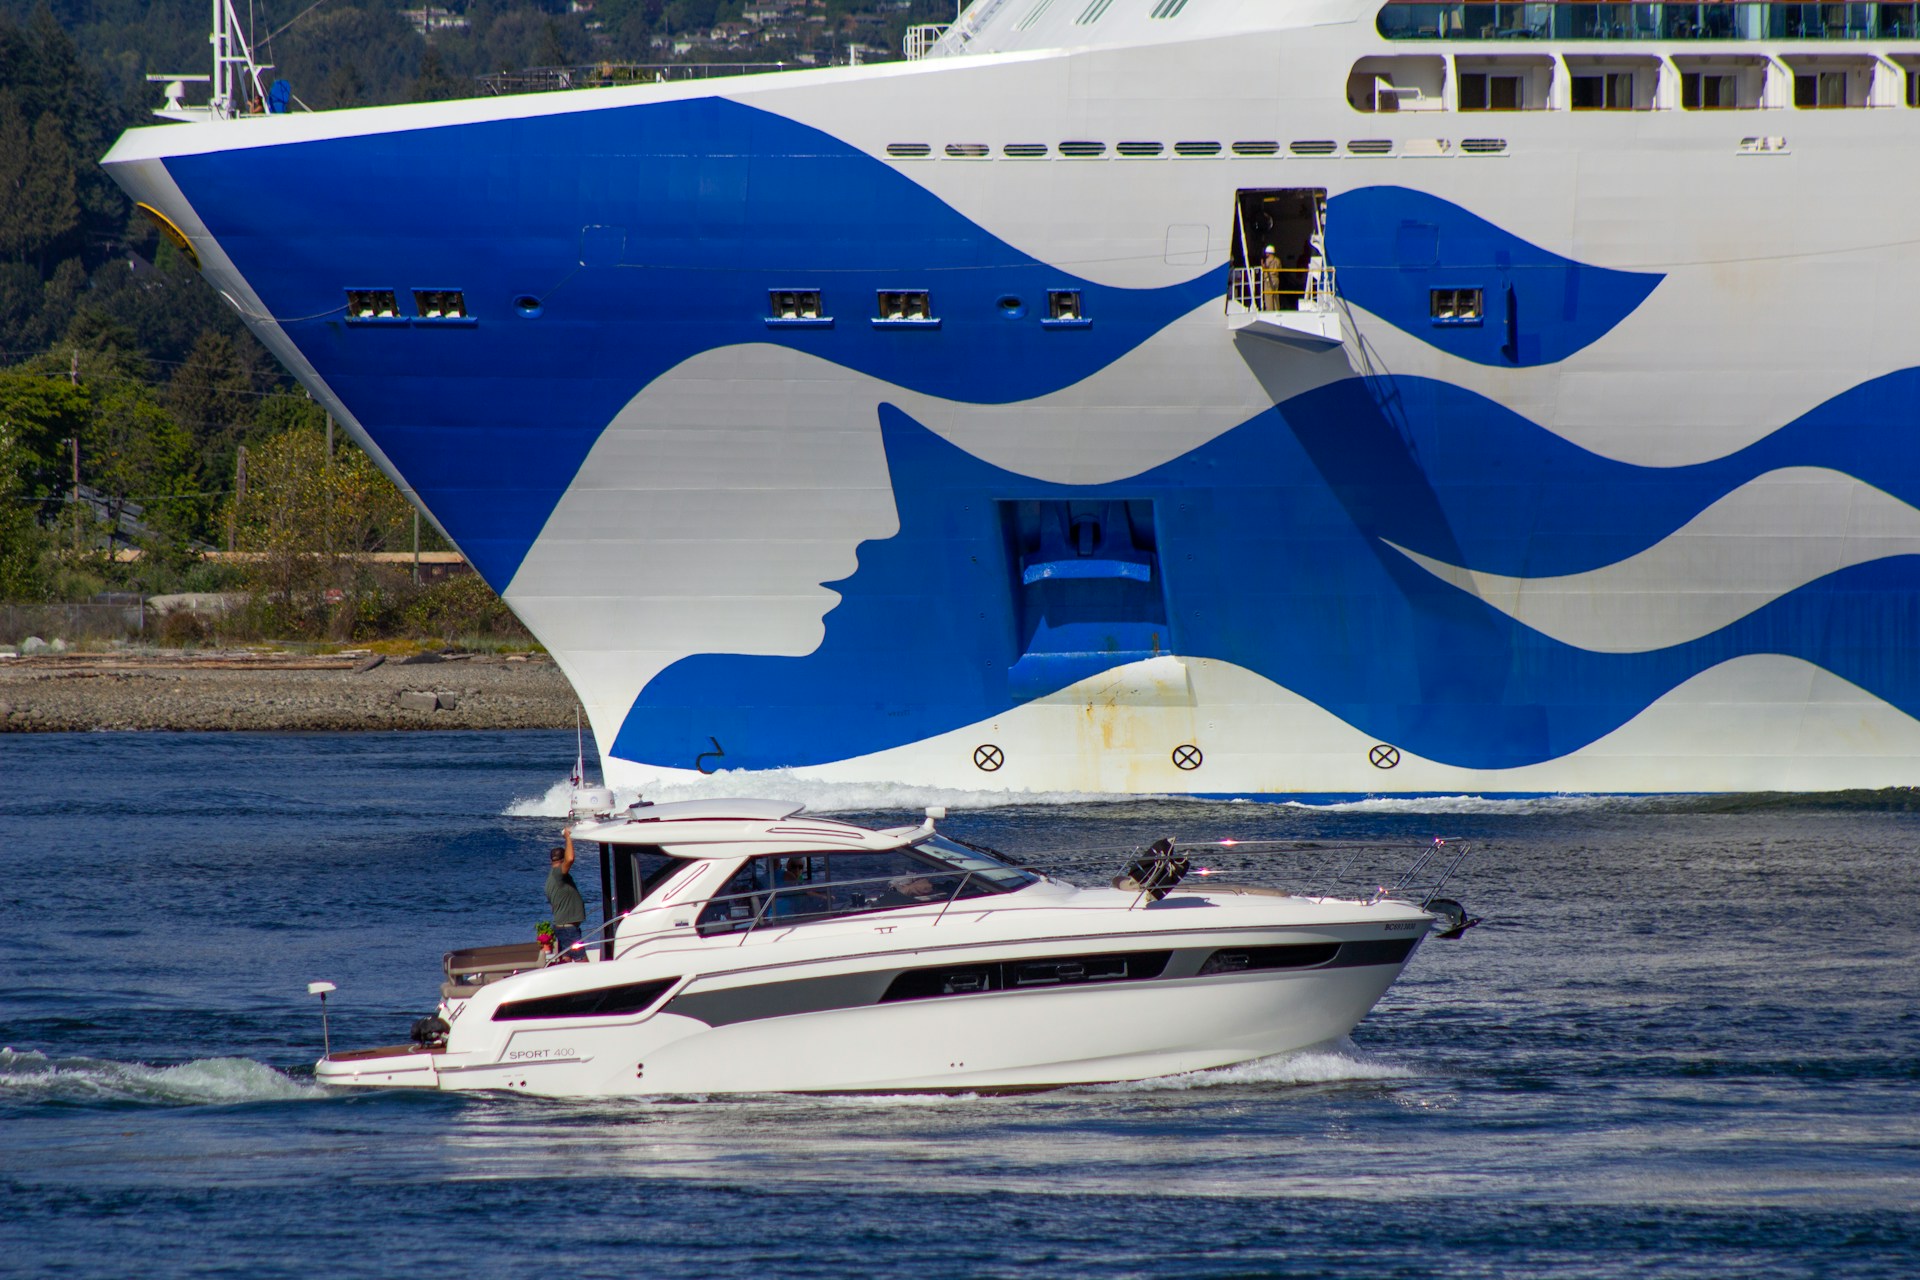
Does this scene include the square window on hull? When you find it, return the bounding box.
[413,289,466,319]
[347,289,399,319]
[876,290,934,321]
[769,289,824,320]
[1431,287,1484,323]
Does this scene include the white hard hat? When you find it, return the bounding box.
[1264,245,1275,253]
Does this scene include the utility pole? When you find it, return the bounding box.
[68,349,81,554]
[228,445,248,552]
[70,436,81,553]
[412,510,421,586]
[324,413,334,555]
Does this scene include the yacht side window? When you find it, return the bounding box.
[694,848,1006,934]
[696,858,773,935]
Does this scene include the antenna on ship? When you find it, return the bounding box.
[147,0,275,121]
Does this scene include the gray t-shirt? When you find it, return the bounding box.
[545,867,585,926]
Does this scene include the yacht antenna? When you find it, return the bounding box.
[306,981,337,1058]
[570,708,585,809]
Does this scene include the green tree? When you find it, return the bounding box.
[0,411,49,597]
[21,113,79,269]
[0,90,32,264]
[166,329,260,486]
[229,423,417,637]
[0,367,88,501]
[85,381,201,559]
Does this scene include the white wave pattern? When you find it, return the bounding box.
[503,771,1205,817]
[1387,467,1920,653]
[1083,1042,1415,1093]
[504,775,1690,818]
[0,1047,323,1107]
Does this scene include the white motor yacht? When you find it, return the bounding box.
[314,800,1470,1095]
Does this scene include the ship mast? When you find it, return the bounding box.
[146,0,272,122]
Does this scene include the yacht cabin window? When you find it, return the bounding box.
[695,839,1037,935]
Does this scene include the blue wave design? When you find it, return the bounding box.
[1311,368,1920,578]
[617,378,1920,773]
[1326,186,1663,367]
[163,98,1223,587]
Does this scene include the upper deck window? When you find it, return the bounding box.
[1378,1,1920,41]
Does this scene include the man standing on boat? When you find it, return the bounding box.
[546,831,586,959]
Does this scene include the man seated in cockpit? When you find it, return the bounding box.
[772,857,829,919]
[877,874,944,908]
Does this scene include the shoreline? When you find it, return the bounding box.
[0,650,582,732]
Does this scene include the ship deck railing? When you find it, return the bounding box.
[1227,266,1340,315]
[475,62,793,95]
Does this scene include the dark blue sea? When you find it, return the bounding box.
[3,732,1917,1279]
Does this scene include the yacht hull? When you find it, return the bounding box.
[315,952,1413,1096]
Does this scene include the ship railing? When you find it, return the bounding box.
[475,62,791,96]
[904,24,950,59]
[1227,266,1338,315]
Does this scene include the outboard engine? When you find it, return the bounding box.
[1425,898,1481,940]
[1113,838,1191,901]
[409,1015,450,1048]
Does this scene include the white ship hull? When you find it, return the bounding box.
[103,2,1920,795]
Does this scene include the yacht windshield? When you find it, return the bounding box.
[913,835,1040,891]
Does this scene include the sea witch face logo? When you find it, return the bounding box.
[618,371,1920,773]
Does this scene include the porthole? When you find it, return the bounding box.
[997,295,1027,319]
[1003,142,1049,158]
[514,295,543,318]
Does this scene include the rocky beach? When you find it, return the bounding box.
[0,649,582,732]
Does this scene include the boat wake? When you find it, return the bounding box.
[1083,1044,1416,1093]
[0,1047,325,1109]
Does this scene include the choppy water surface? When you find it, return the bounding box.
[2,732,1917,1278]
